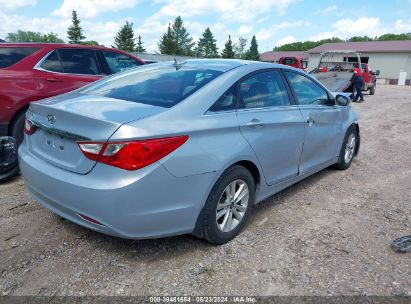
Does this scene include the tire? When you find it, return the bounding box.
[369,83,376,95]
[333,125,358,170]
[198,165,255,245]
[10,111,26,147]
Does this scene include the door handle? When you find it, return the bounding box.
[46,77,63,82]
[246,119,265,128]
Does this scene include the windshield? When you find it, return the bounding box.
[80,64,223,108]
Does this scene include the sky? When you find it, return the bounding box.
[0,0,411,53]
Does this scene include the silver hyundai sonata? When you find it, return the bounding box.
[19,59,360,244]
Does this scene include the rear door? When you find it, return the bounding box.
[34,48,102,97]
[236,70,305,185]
[284,70,344,173]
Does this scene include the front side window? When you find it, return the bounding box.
[0,47,39,68]
[102,51,142,74]
[57,48,100,75]
[80,65,223,108]
[239,71,291,109]
[284,71,331,106]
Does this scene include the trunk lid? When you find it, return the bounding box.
[26,93,166,174]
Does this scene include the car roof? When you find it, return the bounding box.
[154,59,289,73]
[0,42,124,52]
[0,42,144,63]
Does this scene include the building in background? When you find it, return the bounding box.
[307,40,411,85]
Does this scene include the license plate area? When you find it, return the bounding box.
[28,129,96,174]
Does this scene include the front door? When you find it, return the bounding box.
[237,70,305,185]
[284,70,343,173]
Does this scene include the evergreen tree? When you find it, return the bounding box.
[196,27,218,58]
[234,36,247,59]
[67,10,85,44]
[136,35,146,53]
[158,23,177,54]
[245,35,260,61]
[171,16,195,56]
[113,21,136,51]
[221,35,235,58]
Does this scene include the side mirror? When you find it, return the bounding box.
[375,70,380,76]
[335,94,350,106]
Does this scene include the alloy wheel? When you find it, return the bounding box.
[344,133,356,164]
[216,179,249,232]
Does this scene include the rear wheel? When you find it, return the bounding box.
[10,111,26,146]
[369,83,376,95]
[198,165,255,244]
[333,125,358,170]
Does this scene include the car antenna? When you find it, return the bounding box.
[173,57,185,70]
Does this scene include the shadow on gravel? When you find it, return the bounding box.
[48,166,341,260]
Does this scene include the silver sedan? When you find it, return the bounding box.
[19,59,359,244]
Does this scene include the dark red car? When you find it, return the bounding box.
[0,43,144,145]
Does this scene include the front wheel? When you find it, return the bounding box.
[333,126,358,170]
[369,83,376,95]
[198,165,255,244]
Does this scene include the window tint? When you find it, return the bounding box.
[239,71,290,109]
[0,47,39,68]
[102,51,142,74]
[81,66,223,108]
[209,86,237,112]
[57,49,100,75]
[40,50,63,73]
[284,71,331,105]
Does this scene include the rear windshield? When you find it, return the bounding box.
[0,47,40,68]
[80,64,223,108]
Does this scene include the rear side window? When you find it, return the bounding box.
[0,47,39,68]
[239,71,291,109]
[40,50,63,73]
[57,48,100,75]
[81,65,223,108]
[209,86,237,112]
[102,51,142,74]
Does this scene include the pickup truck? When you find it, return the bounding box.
[309,51,379,96]
[279,57,308,70]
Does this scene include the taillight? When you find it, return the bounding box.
[78,136,188,170]
[24,118,37,135]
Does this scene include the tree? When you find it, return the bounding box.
[348,36,373,42]
[136,35,146,53]
[6,30,63,43]
[196,27,218,58]
[377,33,411,41]
[113,21,136,51]
[67,10,85,44]
[158,23,177,54]
[221,35,235,58]
[274,37,342,51]
[171,16,195,56]
[245,35,259,61]
[234,36,247,59]
[81,40,100,46]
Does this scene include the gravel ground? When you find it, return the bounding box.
[1,85,410,297]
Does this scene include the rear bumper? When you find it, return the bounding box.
[19,142,216,239]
